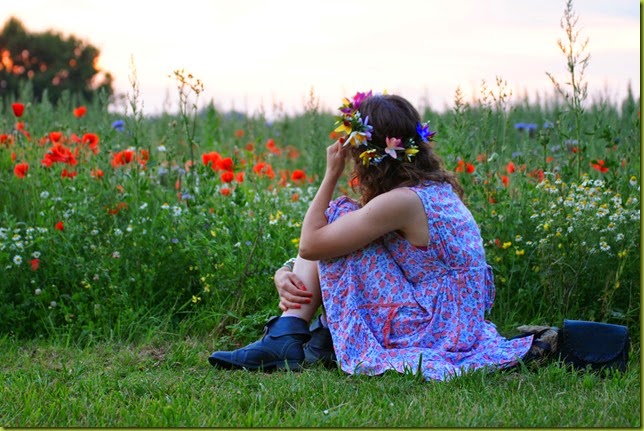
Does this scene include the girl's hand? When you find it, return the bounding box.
[325,139,348,180]
[274,267,313,311]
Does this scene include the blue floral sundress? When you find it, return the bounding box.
[318,181,532,381]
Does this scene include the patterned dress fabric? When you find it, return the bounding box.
[318,181,533,381]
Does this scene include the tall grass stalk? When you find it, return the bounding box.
[546,0,590,178]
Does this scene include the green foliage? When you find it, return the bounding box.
[0,72,640,341]
[0,17,113,105]
[0,2,640,341]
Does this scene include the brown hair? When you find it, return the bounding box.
[348,94,464,204]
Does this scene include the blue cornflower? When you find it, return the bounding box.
[525,123,537,137]
[514,123,526,131]
[112,120,125,132]
[416,122,436,143]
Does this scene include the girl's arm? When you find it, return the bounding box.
[298,141,426,261]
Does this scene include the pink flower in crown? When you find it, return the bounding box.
[384,137,404,158]
[352,90,372,109]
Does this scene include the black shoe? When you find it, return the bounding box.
[304,315,337,366]
[517,325,559,364]
[209,316,311,371]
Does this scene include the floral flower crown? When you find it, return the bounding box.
[333,91,435,166]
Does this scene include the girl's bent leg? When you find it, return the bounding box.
[208,257,323,371]
[281,256,322,323]
[281,257,336,366]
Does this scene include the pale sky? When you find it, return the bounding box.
[2,0,640,118]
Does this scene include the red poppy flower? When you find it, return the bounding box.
[73,106,87,118]
[235,172,245,183]
[202,151,222,168]
[111,149,135,168]
[455,160,475,174]
[13,162,29,178]
[0,134,13,147]
[528,168,544,182]
[348,176,360,188]
[501,175,510,187]
[245,142,255,152]
[216,157,234,172]
[12,103,24,117]
[279,171,288,187]
[91,168,104,179]
[55,221,64,231]
[220,171,234,183]
[41,143,78,167]
[291,169,306,182]
[15,122,31,140]
[506,161,516,174]
[234,129,245,138]
[49,131,63,143]
[591,159,609,173]
[220,187,231,196]
[61,168,77,179]
[266,138,281,155]
[107,202,128,215]
[30,258,40,271]
[253,162,275,179]
[292,193,299,202]
[82,133,100,154]
[138,149,149,164]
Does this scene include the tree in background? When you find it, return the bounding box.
[0,17,113,105]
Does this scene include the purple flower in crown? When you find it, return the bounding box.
[352,90,373,110]
[416,122,436,143]
[339,99,354,115]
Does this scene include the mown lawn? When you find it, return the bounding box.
[1,335,639,427]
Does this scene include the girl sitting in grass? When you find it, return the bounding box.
[209,92,553,380]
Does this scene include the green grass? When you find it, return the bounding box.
[1,334,639,427]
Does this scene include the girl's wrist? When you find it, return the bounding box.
[280,257,296,272]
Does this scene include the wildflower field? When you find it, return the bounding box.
[0,73,640,347]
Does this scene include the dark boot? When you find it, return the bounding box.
[517,325,559,365]
[208,316,311,371]
[304,315,337,366]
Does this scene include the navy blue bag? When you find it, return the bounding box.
[558,319,630,373]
